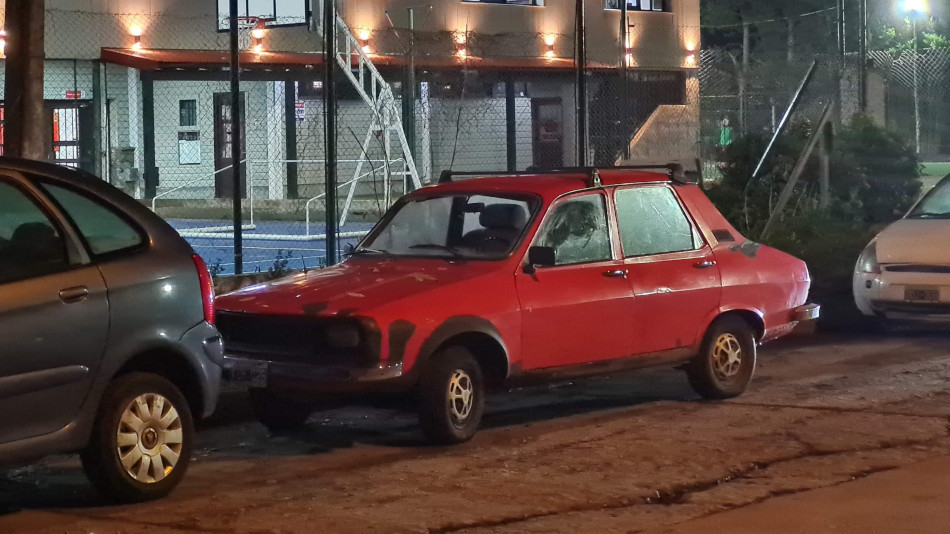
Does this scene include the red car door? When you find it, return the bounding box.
[614,185,722,354]
[515,191,634,370]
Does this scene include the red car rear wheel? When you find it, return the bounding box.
[686,316,756,399]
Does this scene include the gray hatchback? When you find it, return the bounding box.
[0,158,222,502]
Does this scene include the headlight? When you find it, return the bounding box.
[856,240,881,274]
[325,323,362,349]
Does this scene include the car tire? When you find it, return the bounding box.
[80,373,194,503]
[417,346,486,445]
[686,316,757,400]
[249,388,312,432]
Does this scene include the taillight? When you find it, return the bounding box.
[192,254,216,325]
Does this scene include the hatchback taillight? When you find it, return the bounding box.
[192,254,216,325]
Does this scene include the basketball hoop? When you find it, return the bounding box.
[235,16,263,31]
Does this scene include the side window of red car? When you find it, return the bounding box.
[0,180,71,284]
[536,193,612,265]
[615,186,702,257]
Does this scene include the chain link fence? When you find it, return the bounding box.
[2,5,701,275]
[868,48,950,158]
[698,9,950,174]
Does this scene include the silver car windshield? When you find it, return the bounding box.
[360,194,538,259]
[909,179,950,219]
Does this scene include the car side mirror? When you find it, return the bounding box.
[343,242,357,256]
[524,246,556,274]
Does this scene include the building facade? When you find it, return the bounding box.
[0,0,699,270]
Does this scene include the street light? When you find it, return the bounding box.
[901,0,929,154]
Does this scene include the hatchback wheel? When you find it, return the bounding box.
[686,317,756,399]
[418,346,485,445]
[80,373,194,503]
[249,388,312,433]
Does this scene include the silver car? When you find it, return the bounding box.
[0,158,222,502]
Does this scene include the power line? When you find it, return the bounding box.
[703,7,837,30]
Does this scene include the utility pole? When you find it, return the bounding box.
[913,17,921,154]
[228,0,243,274]
[3,0,46,160]
[324,0,339,265]
[402,7,418,191]
[620,0,630,160]
[575,0,588,167]
[859,0,867,112]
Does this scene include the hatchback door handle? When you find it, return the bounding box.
[693,260,717,269]
[603,269,629,279]
[59,286,89,304]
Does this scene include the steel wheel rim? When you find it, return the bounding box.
[116,393,184,484]
[447,370,475,426]
[712,333,743,380]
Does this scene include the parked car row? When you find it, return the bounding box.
[1,159,819,502]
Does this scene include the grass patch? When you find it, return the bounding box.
[922,161,950,178]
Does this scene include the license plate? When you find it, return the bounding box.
[229,361,269,388]
[904,287,940,302]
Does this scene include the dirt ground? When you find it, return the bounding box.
[2,331,950,533]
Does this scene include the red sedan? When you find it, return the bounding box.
[216,167,817,443]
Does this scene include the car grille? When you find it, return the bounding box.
[216,311,378,366]
[884,265,950,274]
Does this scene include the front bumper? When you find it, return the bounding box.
[854,269,950,321]
[222,354,408,393]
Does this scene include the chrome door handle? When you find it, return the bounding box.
[603,269,629,279]
[693,260,717,269]
[59,286,89,304]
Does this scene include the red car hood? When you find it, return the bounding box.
[215,258,501,316]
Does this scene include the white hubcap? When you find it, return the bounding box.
[116,393,183,484]
[712,333,743,380]
[447,370,475,426]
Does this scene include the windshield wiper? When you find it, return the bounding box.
[910,211,950,219]
[347,247,394,258]
[409,243,464,259]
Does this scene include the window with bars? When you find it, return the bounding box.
[461,0,545,6]
[605,0,669,11]
[179,100,197,128]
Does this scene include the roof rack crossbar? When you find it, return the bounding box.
[438,163,690,186]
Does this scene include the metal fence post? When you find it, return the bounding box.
[228,0,244,274]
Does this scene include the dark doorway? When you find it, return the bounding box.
[213,92,246,199]
[532,98,564,169]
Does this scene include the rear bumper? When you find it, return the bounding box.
[178,321,224,419]
[222,354,410,394]
[793,303,821,322]
[762,304,820,343]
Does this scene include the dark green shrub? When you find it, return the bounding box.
[706,114,921,298]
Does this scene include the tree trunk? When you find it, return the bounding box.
[3,0,46,160]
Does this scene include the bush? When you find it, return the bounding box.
[706,114,921,298]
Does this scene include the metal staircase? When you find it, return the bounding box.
[332,14,422,226]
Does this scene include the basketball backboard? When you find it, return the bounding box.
[216,0,310,31]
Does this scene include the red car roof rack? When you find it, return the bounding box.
[437,163,691,187]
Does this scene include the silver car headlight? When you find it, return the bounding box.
[856,240,881,274]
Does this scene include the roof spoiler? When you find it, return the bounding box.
[438,163,695,187]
